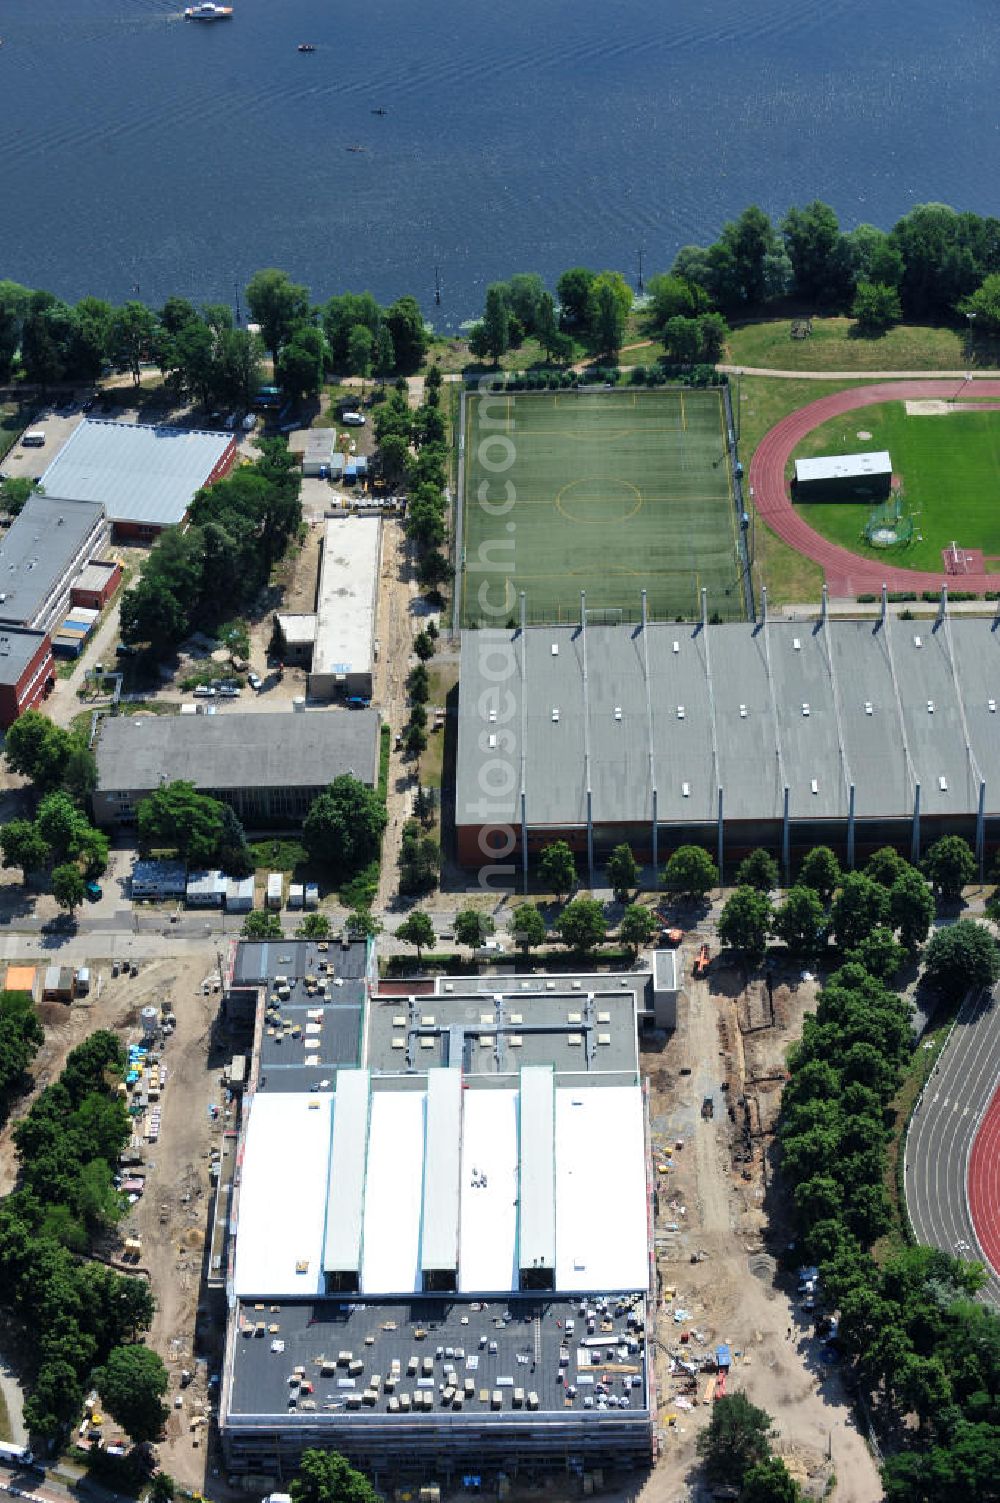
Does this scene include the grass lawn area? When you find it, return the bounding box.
[0,403,26,463]
[790,401,1000,573]
[248,837,308,871]
[727,317,968,373]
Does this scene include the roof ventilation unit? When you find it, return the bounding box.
[672,640,680,653]
[939,776,948,792]
[551,643,559,655]
[914,635,922,648]
[793,637,801,650]
[681,781,690,798]
[810,779,818,795]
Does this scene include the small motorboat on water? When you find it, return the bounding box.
[298,43,316,52]
[346,144,367,153]
[184,3,233,19]
[371,107,387,116]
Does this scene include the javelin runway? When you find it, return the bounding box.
[905,986,1000,1307]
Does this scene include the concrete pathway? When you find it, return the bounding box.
[719,364,1000,380]
[0,1346,27,1447]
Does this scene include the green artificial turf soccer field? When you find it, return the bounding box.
[459,388,743,626]
[789,401,1000,572]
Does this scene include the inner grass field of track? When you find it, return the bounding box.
[788,400,1000,572]
[458,388,744,627]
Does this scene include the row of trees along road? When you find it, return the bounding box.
[712,837,999,995]
[0,269,428,397]
[722,836,1000,1499]
[119,439,301,656]
[378,371,451,594]
[0,1030,168,1441]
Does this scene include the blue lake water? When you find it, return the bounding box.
[0,0,997,326]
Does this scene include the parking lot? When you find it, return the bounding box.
[0,408,86,480]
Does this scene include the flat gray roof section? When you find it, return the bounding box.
[0,495,105,628]
[650,625,715,823]
[73,560,117,594]
[227,1294,647,1421]
[311,518,380,684]
[525,628,588,830]
[96,708,380,794]
[367,977,642,1081]
[587,627,653,826]
[766,622,846,819]
[457,617,1000,833]
[420,1068,462,1278]
[707,623,783,822]
[323,1069,371,1279]
[889,616,972,817]
[949,619,1000,798]
[518,1066,555,1277]
[0,625,48,687]
[40,419,234,528]
[827,619,911,820]
[234,938,368,988]
[794,451,892,483]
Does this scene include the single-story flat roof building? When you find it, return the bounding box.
[793,451,892,502]
[40,419,237,540]
[272,519,381,700]
[71,558,123,612]
[94,708,381,828]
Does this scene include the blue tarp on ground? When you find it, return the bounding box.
[716,1344,731,1370]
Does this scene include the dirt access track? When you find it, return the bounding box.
[630,963,882,1503]
[750,378,1000,597]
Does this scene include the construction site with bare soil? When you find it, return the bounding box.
[0,945,237,1492]
[633,956,883,1503]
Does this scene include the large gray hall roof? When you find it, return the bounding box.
[41,420,233,528]
[456,616,1000,829]
[96,708,380,793]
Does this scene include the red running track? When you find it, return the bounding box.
[969,1083,1000,1279]
[748,379,1000,597]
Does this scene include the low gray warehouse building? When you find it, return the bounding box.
[94,708,381,828]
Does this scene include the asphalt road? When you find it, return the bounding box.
[905,985,1000,1307]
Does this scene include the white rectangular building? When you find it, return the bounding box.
[308,517,380,701]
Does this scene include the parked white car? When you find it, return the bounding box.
[341,411,366,426]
